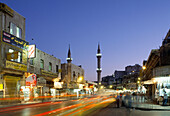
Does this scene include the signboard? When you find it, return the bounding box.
[37,77,46,85]
[28,45,36,58]
[26,74,37,86]
[7,51,18,60]
[22,50,28,64]
[2,31,29,49]
[4,76,20,81]
[6,60,27,72]
[0,84,3,90]
[41,69,58,77]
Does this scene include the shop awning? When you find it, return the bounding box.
[142,80,154,85]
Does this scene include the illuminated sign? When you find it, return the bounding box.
[28,45,36,58]
[6,60,27,72]
[7,51,18,60]
[26,74,36,86]
[22,50,28,64]
[0,84,3,90]
[2,31,29,49]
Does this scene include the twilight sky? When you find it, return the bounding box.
[2,0,170,81]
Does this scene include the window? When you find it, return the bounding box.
[49,62,52,71]
[56,65,58,73]
[40,59,44,69]
[30,58,34,65]
[10,22,22,38]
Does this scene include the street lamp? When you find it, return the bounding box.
[142,66,146,70]
[109,85,113,88]
[78,76,83,82]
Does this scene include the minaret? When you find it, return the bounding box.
[96,43,102,88]
[66,45,72,63]
[66,45,72,88]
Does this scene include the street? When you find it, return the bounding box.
[0,94,170,116]
[0,95,113,116]
[90,102,170,116]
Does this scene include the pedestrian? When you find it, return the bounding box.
[116,93,120,108]
[163,92,168,106]
[125,92,132,110]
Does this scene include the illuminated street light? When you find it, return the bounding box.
[109,85,113,88]
[78,76,83,81]
[142,66,146,70]
[100,86,104,89]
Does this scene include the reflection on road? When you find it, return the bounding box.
[0,95,115,116]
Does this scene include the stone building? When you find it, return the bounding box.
[142,29,170,101]
[61,46,85,91]
[0,3,28,98]
[27,48,61,96]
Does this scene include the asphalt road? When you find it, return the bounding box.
[1,95,169,116]
[0,95,112,116]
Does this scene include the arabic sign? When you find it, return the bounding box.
[6,60,27,72]
[2,31,29,49]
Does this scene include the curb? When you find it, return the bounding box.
[132,107,170,111]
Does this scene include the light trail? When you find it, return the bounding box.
[0,101,62,113]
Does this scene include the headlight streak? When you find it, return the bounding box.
[35,97,113,116]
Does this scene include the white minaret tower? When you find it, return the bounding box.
[96,43,102,88]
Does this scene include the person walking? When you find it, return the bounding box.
[163,92,168,106]
[116,93,120,108]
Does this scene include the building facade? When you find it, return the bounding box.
[142,30,170,101]
[0,3,28,98]
[61,47,85,92]
[27,48,61,97]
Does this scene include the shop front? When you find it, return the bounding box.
[20,73,37,101]
[4,75,21,98]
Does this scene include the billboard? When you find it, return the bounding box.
[28,45,36,58]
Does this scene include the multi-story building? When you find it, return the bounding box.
[101,75,114,89]
[0,3,28,98]
[27,48,61,96]
[123,64,142,90]
[114,70,126,89]
[142,29,170,101]
[61,47,85,92]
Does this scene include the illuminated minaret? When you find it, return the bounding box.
[96,43,102,87]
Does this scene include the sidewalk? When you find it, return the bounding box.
[132,102,170,111]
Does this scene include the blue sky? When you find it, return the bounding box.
[2,0,170,81]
